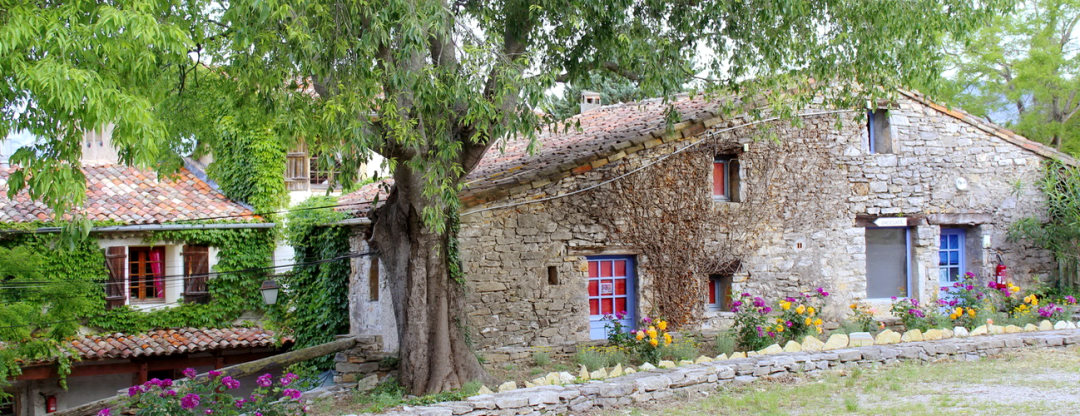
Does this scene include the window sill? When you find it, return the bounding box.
[129,301,179,312]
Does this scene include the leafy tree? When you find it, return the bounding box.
[545,73,653,120]
[938,0,1080,153]
[2,0,1007,393]
[0,243,101,392]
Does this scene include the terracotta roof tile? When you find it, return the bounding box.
[0,164,254,224]
[65,327,289,361]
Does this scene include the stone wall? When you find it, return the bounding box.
[452,94,1058,351]
[379,328,1080,415]
[333,335,395,386]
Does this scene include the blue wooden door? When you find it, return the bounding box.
[939,228,966,289]
[587,256,636,340]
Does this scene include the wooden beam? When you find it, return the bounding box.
[14,353,279,381]
[53,336,358,416]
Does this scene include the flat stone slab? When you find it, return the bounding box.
[901,329,924,342]
[497,381,517,392]
[875,329,901,344]
[783,341,802,352]
[658,360,676,369]
[802,336,825,351]
[823,334,848,351]
[1040,320,1054,331]
[923,329,945,340]
[954,327,969,337]
[759,344,783,355]
[971,325,988,336]
[849,332,874,347]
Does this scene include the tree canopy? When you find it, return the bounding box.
[938,0,1080,154]
[2,0,1011,394]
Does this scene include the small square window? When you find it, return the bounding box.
[867,109,893,154]
[712,156,741,202]
[707,274,733,312]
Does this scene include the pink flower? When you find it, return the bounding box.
[281,372,299,386]
[205,410,214,415]
[127,386,143,397]
[97,409,111,416]
[282,388,302,400]
[183,368,198,379]
[235,399,246,409]
[181,393,201,410]
[1067,296,1077,304]
[221,376,240,389]
[159,390,177,398]
[257,373,273,387]
[208,370,222,379]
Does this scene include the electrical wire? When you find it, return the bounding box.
[0,251,376,290]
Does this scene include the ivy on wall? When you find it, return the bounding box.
[274,196,352,370]
[89,225,277,332]
[204,117,289,213]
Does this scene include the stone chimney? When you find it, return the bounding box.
[579,90,602,114]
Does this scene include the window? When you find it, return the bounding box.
[712,156,741,201]
[939,228,966,286]
[309,155,341,188]
[183,245,210,304]
[865,227,911,298]
[104,246,127,309]
[369,257,380,302]
[707,274,733,312]
[867,109,892,154]
[129,247,165,302]
[587,256,636,340]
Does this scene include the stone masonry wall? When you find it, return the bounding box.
[381,328,1080,415]
[454,94,1058,353]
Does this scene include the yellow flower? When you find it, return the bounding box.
[796,305,807,315]
[808,307,816,317]
[967,308,976,317]
[657,320,668,331]
[649,338,659,347]
[849,303,858,310]
[949,313,959,320]
[635,331,645,341]
[647,328,658,339]
[816,326,824,334]
[804,317,812,326]
[648,325,656,332]
[780,301,792,310]
[663,333,673,345]
[813,318,823,326]
[776,325,785,333]
[1009,285,1020,293]
[954,307,963,316]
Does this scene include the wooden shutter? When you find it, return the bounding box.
[103,247,127,309]
[183,245,210,304]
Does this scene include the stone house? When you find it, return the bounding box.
[340,90,1074,359]
[0,145,278,414]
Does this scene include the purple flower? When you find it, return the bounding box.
[910,299,919,307]
[731,300,743,308]
[97,409,111,416]
[221,376,240,389]
[785,320,793,327]
[642,316,652,324]
[762,306,772,314]
[281,372,299,386]
[159,390,177,398]
[891,296,898,301]
[282,388,302,400]
[940,287,949,292]
[127,385,143,397]
[742,292,751,298]
[183,368,198,379]
[1067,296,1077,304]
[235,399,246,409]
[767,331,776,337]
[965,285,974,291]
[208,370,222,379]
[731,306,740,312]
[785,297,796,302]
[752,297,765,307]
[756,326,764,337]
[615,310,626,320]
[205,410,214,415]
[257,373,273,387]
[181,393,201,410]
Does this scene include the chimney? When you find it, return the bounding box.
[580,90,602,113]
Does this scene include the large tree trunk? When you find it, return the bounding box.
[369,166,489,394]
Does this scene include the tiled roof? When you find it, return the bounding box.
[341,90,1077,215]
[0,164,255,224]
[69,327,288,360]
[336,178,393,213]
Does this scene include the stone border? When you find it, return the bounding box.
[379,327,1080,415]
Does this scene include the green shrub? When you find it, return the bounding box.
[531,351,551,367]
[574,346,628,370]
[713,332,736,355]
[659,336,700,362]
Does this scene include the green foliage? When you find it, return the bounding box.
[531,351,551,367]
[713,332,736,356]
[1012,159,1080,289]
[204,119,289,214]
[331,377,482,414]
[937,0,1080,153]
[574,346,628,371]
[0,239,102,392]
[88,226,277,332]
[118,371,305,416]
[274,196,351,370]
